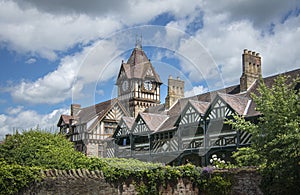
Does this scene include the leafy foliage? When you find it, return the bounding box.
[228,75,300,194]
[231,147,261,167]
[0,129,232,194]
[0,129,87,169]
[204,175,232,195]
[0,160,41,195]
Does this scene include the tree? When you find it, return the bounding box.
[0,129,87,169]
[229,75,300,195]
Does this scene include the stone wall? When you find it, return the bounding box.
[20,168,262,195]
[217,168,263,195]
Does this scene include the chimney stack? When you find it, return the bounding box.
[165,75,184,109]
[240,49,262,92]
[71,104,81,116]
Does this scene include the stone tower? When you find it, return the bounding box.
[240,49,262,92]
[165,75,184,109]
[116,40,162,117]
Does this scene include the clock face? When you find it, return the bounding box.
[122,80,129,91]
[143,80,153,91]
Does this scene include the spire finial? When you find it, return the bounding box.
[135,34,142,49]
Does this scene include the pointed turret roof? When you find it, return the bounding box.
[117,44,162,83]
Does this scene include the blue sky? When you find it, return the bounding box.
[0,0,300,139]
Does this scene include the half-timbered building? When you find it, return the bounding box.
[109,49,300,166]
[57,98,129,157]
[58,43,299,165]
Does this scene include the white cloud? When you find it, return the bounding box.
[0,0,202,60]
[6,106,24,115]
[164,0,300,88]
[0,106,69,140]
[202,0,299,28]
[185,85,208,98]
[0,1,121,60]
[8,39,123,104]
[2,0,300,107]
[25,58,36,64]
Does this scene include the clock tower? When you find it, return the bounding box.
[116,40,162,117]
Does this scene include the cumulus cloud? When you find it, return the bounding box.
[6,106,24,115]
[185,85,208,98]
[169,0,300,88]
[14,0,130,16]
[1,0,300,126]
[203,0,300,28]
[8,39,123,104]
[0,0,202,60]
[0,106,69,140]
[0,1,121,59]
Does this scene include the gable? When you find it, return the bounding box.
[178,103,202,125]
[114,120,130,138]
[119,68,126,79]
[104,103,126,121]
[85,99,128,132]
[145,67,154,77]
[132,117,150,134]
[116,64,130,84]
[206,98,234,120]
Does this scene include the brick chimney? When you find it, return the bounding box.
[240,49,262,92]
[70,104,81,116]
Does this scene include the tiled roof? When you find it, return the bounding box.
[217,93,251,116]
[167,98,190,116]
[62,115,73,124]
[144,104,166,114]
[57,114,74,126]
[193,68,300,117]
[139,113,169,131]
[156,114,179,132]
[76,99,114,124]
[119,47,162,83]
[122,117,135,129]
[189,100,210,115]
[144,68,299,133]
[241,68,300,116]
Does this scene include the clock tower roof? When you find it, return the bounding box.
[117,44,162,84]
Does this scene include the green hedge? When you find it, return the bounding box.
[0,130,232,194]
[0,160,42,195]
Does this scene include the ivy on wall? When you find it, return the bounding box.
[0,130,232,195]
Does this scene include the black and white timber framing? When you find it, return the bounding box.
[108,94,253,166]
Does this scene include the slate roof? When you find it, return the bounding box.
[143,104,166,114]
[57,114,74,126]
[241,68,300,116]
[76,99,115,124]
[117,47,162,83]
[156,114,179,132]
[139,113,169,131]
[63,98,129,132]
[122,117,135,129]
[189,100,210,115]
[167,98,190,116]
[217,93,251,115]
[140,68,300,134]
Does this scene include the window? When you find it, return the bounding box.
[104,121,117,135]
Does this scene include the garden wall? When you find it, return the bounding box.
[20,168,262,195]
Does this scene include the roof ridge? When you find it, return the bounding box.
[155,116,170,131]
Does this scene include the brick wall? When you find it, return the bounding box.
[20,168,262,195]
